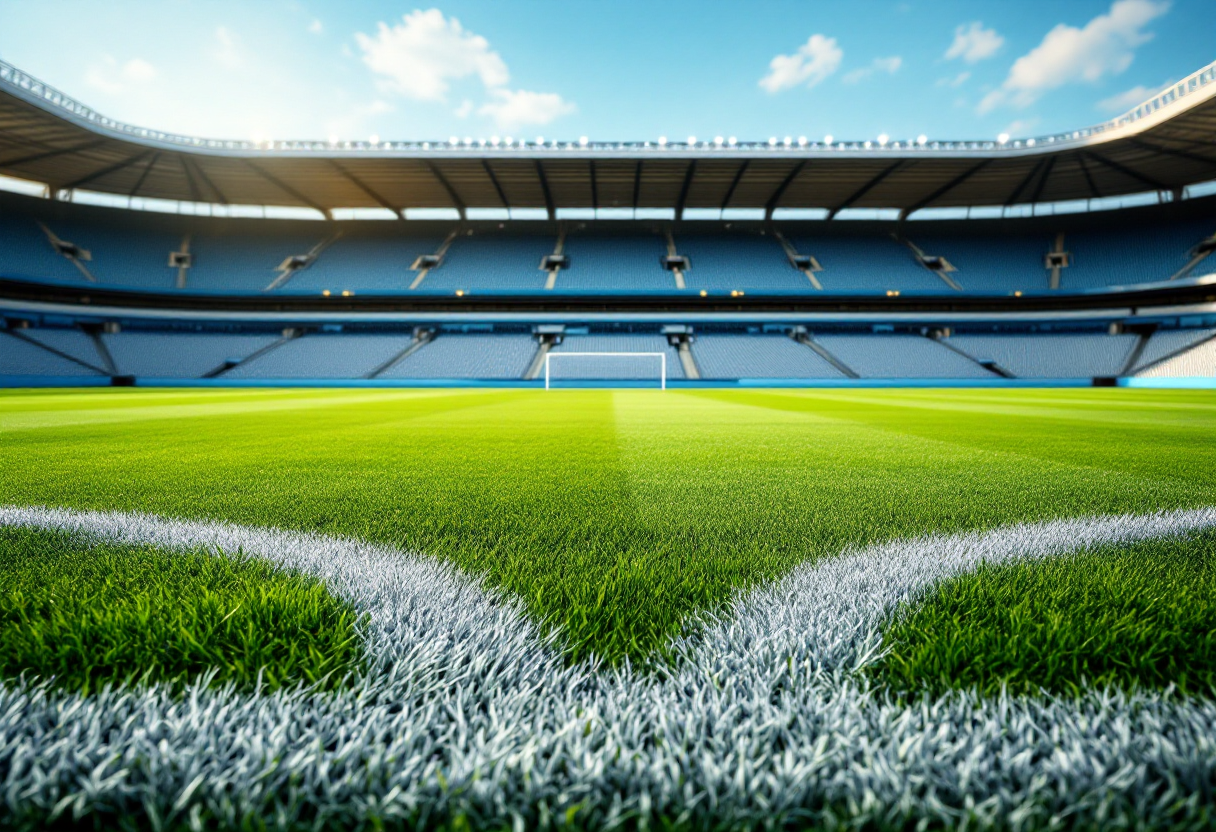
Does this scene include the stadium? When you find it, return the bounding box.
[2,3,1216,829]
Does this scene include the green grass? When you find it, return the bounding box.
[2,387,1215,667]
[0,525,364,694]
[874,529,1216,696]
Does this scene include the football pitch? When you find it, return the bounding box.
[2,387,1216,829]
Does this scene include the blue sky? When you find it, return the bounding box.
[0,0,1211,144]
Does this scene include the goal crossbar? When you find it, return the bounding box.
[544,352,666,389]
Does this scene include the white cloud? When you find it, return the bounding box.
[1003,118,1040,137]
[308,19,324,35]
[478,88,576,130]
[356,9,508,101]
[759,34,843,93]
[454,99,475,118]
[978,0,1169,114]
[936,71,971,88]
[945,22,1004,63]
[842,55,902,85]
[84,56,158,95]
[212,26,244,70]
[1097,81,1169,111]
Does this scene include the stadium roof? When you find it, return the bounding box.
[2,58,1215,219]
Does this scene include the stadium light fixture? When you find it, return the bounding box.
[658,136,667,146]
[687,136,696,146]
[328,135,338,145]
[699,289,708,297]
[580,136,588,146]
[536,136,544,145]
[491,136,500,146]
[768,137,777,146]
[449,136,459,145]
[878,134,889,146]
[998,133,1010,144]
[714,136,723,146]
[728,136,737,146]
[917,134,927,145]
[321,289,330,296]
[798,136,807,146]
[783,136,792,146]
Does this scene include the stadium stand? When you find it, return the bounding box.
[549,334,686,379]
[906,234,1049,292]
[944,333,1139,378]
[810,333,991,378]
[224,333,413,379]
[787,234,944,293]
[1138,337,1216,377]
[0,330,103,376]
[17,327,108,369]
[103,331,281,378]
[283,234,448,293]
[420,231,555,292]
[558,234,672,291]
[674,232,809,292]
[1060,219,1216,289]
[380,334,537,379]
[1132,327,1216,372]
[693,334,844,378]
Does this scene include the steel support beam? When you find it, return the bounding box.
[1005,157,1048,205]
[329,160,399,216]
[243,160,332,218]
[482,160,509,209]
[535,160,555,220]
[674,160,696,221]
[1027,155,1057,205]
[0,139,108,169]
[765,161,806,219]
[827,161,902,219]
[632,160,643,210]
[1084,150,1169,192]
[128,152,160,197]
[902,160,990,217]
[60,150,153,191]
[425,161,466,219]
[1128,138,1216,168]
[721,160,749,211]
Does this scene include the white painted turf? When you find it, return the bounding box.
[2,504,1216,829]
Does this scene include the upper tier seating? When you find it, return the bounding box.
[675,233,808,292]
[0,330,103,377]
[420,232,555,292]
[1132,328,1216,372]
[558,235,672,291]
[789,235,944,292]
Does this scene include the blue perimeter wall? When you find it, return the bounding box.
[9,376,1213,389]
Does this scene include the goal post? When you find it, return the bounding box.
[544,352,667,390]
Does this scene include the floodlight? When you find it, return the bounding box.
[714,136,723,145]
[824,134,834,145]
[464,137,472,145]
[580,136,588,146]
[1027,138,1036,147]
[536,136,544,145]
[369,134,379,145]
[768,137,777,146]
[491,136,500,145]
[997,133,1010,144]
[687,136,696,145]
[328,135,338,145]
[449,136,459,145]
[321,289,331,296]
[783,136,792,146]
[798,136,807,146]
[728,136,737,145]
[658,136,667,146]
[878,134,889,146]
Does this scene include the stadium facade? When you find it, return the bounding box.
[2,58,1216,387]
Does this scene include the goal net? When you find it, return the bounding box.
[544,352,667,389]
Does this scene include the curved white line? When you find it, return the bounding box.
[1,504,1215,828]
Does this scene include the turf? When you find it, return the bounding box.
[874,528,1216,697]
[1,386,1214,666]
[0,525,363,693]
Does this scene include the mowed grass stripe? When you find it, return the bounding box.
[3,387,1215,665]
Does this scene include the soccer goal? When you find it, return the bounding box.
[544,352,667,389]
